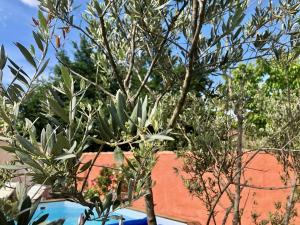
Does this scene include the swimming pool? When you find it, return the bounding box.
[33,201,186,225]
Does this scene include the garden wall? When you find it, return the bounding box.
[80,151,300,224]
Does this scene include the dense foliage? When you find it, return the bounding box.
[177,58,300,224]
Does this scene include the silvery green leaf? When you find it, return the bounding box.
[155,0,171,10]
[128,100,140,134]
[116,90,127,129]
[141,96,148,127]
[61,66,73,97]
[15,42,36,68]
[0,70,3,83]
[8,65,29,86]
[36,58,50,76]
[13,102,19,118]
[145,134,174,141]
[98,115,114,140]
[47,98,69,123]
[46,124,54,155]
[79,160,92,173]
[16,182,27,202]
[145,103,157,128]
[52,132,69,156]
[67,141,77,153]
[0,45,7,70]
[70,96,76,121]
[41,128,46,152]
[108,104,120,135]
[38,11,47,30]
[15,151,44,172]
[32,31,44,52]
[55,154,76,161]
[114,147,124,164]
[16,135,39,155]
[7,58,29,78]
[0,164,28,170]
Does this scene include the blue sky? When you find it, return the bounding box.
[0,0,42,80]
[0,0,86,84]
[0,0,278,86]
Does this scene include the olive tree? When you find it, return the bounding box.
[1,0,300,224]
[0,12,172,225]
[175,61,300,225]
[245,57,300,225]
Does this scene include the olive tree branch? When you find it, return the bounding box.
[168,0,207,128]
[132,1,189,103]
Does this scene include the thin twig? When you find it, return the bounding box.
[124,24,136,90]
[98,11,127,95]
[80,144,104,193]
[168,0,207,128]
[132,1,188,103]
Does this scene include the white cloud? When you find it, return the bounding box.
[0,9,8,27]
[20,0,39,7]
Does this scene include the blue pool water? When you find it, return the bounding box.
[32,201,187,225]
[33,201,136,225]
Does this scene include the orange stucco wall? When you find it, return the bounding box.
[79,152,299,224]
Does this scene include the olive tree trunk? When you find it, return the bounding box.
[232,107,243,225]
[145,176,157,225]
[284,178,298,225]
